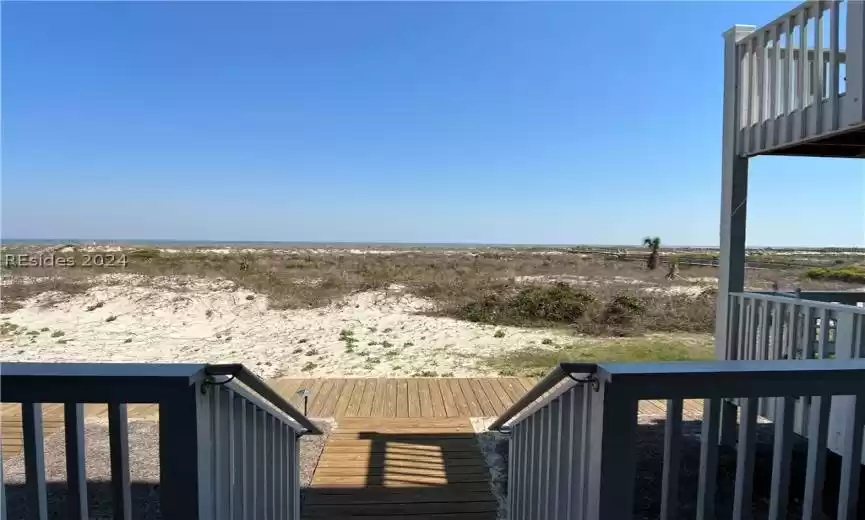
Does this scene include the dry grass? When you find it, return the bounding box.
[2,247,859,337]
[0,277,94,312]
[433,282,717,335]
[484,336,715,376]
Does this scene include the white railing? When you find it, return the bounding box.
[776,290,865,308]
[491,360,865,519]
[727,292,865,361]
[0,363,320,520]
[729,0,865,156]
[727,292,865,464]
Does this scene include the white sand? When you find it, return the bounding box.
[0,274,576,379]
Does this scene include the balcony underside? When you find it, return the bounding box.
[759,124,865,158]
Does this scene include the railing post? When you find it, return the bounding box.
[21,402,47,520]
[715,25,756,445]
[584,379,638,520]
[829,312,865,464]
[108,403,132,520]
[64,403,88,520]
[846,0,865,124]
[717,25,754,361]
[718,24,754,448]
[159,380,212,519]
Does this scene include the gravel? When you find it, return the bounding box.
[475,416,858,520]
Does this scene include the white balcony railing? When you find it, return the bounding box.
[730,0,865,156]
[491,360,865,519]
[726,292,865,464]
[0,363,321,520]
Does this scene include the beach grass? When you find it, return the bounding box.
[484,336,715,376]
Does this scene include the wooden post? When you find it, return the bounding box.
[718,25,755,447]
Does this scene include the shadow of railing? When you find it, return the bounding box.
[301,431,497,519]
[628,419,863,519]
[3,481,161,520]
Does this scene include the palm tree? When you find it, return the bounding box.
[643,236,661,270]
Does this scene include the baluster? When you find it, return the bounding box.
[837,394,865,519]
[64,403,88,520]
[660,399,683,520]
[828,0,840,130]
[798,7,808,138]
[697,398,721,520]
[22,403,47,520]
[732,398,758,519]
[802,394,831,518]
[768,397,795,518]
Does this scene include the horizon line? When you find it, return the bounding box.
[2,238,864,250]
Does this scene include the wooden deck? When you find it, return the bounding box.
[270,377,540,418]
[303,417,497,519]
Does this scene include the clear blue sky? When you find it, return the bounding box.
[2,1,862,246]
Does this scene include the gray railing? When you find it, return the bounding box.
[731,0,865,156]
[728,291,865,362]
[0,362,320,520]
[757,290,865,308]
[491,359,865,520]
[728,292,865,463]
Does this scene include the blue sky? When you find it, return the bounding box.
[2,1,862,246]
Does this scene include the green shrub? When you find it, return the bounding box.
[601,295,647,325]
[455,283,596,326]
[804,266,865,284]
[128,248,161,260]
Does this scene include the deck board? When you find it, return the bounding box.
[270,376,587,419]
[370,378,387,417]
[407,379,421,418]
[334,379,357,417]
[305,417,497,519]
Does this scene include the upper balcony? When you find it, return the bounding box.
[727,0,865,158]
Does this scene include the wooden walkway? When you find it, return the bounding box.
[270,377,539,418]
[303,417,497,519]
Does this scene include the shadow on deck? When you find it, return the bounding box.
[302,418,498,519]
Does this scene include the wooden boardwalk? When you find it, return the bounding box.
[303,417,497,519]
[270,377,540,418]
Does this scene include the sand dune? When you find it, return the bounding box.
[0,274,580,378]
